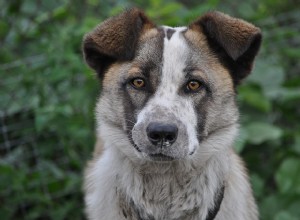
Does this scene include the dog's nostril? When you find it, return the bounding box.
[146,122,178,146]
[165,133,176,142]
[149,132,161,141]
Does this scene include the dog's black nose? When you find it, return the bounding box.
[146,122,178,145]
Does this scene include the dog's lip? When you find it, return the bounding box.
[148,153,175,161]
[133,143,141,152]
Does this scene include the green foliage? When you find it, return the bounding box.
[0,0,299,219]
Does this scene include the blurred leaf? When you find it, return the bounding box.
[49,201,77,220]
[238,85,272,112]
[52,5,68,20]
[251,174,264,199]
[283,48,300,59]
[39,160,64,179]
[275,88,300,102]
[260,195,285,220]
[248,58,285,99]
[274,211,298,220]
[88,0,99,6]
[0,20,9,38]
[292,135,300,154]
[237,2,256,18]
[35,110,54,132]
[244,122,283,144]
[161,3,182,14]
[286,199,300,217]
[276,158,300,194]
[21,1,38,15]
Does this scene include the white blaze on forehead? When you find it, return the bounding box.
[160,26,189,96]
[137,26,200,153]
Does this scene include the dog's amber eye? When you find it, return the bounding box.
[131,78,145,89]
[187,80,201,91]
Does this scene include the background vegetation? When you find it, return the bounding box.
[0,0,299,219]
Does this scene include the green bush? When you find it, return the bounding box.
[0,0,299,219]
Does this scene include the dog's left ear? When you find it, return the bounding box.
[190,12,262,84]
[83,8,155,78]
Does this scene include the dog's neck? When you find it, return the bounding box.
[112,148,229,220]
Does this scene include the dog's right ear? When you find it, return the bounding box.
[190,12,262,85]
[83,8,155,78]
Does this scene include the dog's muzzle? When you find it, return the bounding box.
[132,118,189,161]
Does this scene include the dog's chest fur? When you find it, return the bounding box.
[118,174,202,220]
[112,155,227,220]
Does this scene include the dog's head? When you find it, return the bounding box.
[83,8,261,162]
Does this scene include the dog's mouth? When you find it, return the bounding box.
[133,141,193,162]
[133,143,176,161]
[148,153,175,161]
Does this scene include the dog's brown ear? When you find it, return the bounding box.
[190,11,262,84]
[83,8,155,78]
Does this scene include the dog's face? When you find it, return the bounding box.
[83,9,261,162]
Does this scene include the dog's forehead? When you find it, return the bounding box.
[103,24,233,94]
[136,25,191,74]
[137,25,209,82]
[127,25,190,82]
[135,25,234,92]
[137,25,210,71]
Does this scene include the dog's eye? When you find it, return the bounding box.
[131,78,145,89]
[186,80,201,91]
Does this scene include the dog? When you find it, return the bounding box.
[82,8,262,220]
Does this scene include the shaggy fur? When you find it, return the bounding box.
[82,8,261,220]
